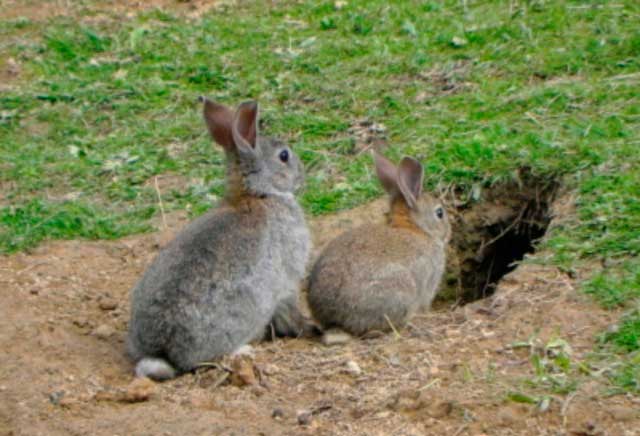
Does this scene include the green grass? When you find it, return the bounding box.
[0,0,639,389]
[0,198,153,252]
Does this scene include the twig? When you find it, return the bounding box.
[606,72,640,81]
[418,378,440,391]
[154,176,168,230]
[384,315,402,339]
[561,392,578,427]
[452,424,468,436]
[481,255,496,297]
[479,205,527,253]
[210,372,230,389]
[17,261,49,275]
[524,111,543,126]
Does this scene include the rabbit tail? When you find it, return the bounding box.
[135,357,177,381]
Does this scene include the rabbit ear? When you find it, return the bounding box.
[201,97,234,151]
[373,151,399,195]
[397,157,424,209]
[232,101,259,154]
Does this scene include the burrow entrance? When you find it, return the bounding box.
[437,171,559,307]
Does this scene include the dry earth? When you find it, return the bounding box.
[1,197,640,436]
[0,0,223,21]
[1,2,639,435]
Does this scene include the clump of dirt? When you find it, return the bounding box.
[441,170,560,305]
[415,60,473,102]
[346,119,388,154]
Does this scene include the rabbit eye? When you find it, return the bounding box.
[279,149,289,163]
[435,207,444,219]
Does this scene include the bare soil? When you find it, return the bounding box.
[1,3,638,434]
[0,0,221,21]
[1,193,639,436]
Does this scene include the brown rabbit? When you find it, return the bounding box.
[307,152,451,336]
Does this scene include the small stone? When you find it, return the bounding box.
[388,389,422,412]
[6,58,20,76]
[92,324,114,340]
[570,421,603,436]
[250,385,266,397]
[388,355,400,367]
[297,409,312,426]
[451,36,468,47]
[122,377,156,403]
[427,400,453,419]
[99,298,118,311]
[49,391,65,405]
[261,363,280,376]
[29,288,39,295]
[608,405,637,421]
[73,318,91,329]
[272,408,285,420]
[374,410,391,419]
[58,396,76,408]
[350,408,367,419]
[344,360,362,377]
[497,407,519,426]
[415,91,429,104]
[229,357,257,387]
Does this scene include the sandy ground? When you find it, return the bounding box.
[1,198,639,436]
[1,2,639,434]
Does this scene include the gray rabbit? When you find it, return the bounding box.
[127,99,311,380]
[307,152,451,336]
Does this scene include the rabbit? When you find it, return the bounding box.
[127,98,312,380]
[307,152,451,336]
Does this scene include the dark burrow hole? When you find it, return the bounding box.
[437,171,559,307]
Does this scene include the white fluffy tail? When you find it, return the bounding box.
[135,358,177,381]
[321,329,352,346]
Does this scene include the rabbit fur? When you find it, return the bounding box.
[307,152,451,336]
[127,99,311,380]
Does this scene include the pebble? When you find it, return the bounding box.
[261,363,280,376]
[608,405,637,421]
[99,298,118,311]
[49,391,65,405]
[388,389,454,419]
[58,396,76,408]
[345,360,362,377]
[122,377,156,403]
[297,409,312,426]
[271,408,285,420]
[427,400,453,419]
[229,357,257,387]
[334,1,347,10]
[92,324,114,340]
[388,355,400,367]
[497,407,519,426]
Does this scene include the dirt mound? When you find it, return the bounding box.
[1,193,637,435]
